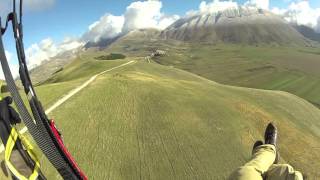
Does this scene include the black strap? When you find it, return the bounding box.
[0,97,46,180]
[1,13,14,34]
[0,0,86,179]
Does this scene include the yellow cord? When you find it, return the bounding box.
[4,128,40,180]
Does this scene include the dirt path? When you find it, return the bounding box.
[44,60,135,115]
[0,60,136,153]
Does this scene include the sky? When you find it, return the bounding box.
[0,0,320,79]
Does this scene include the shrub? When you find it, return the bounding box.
[1,84,8,93]
[95,53,126,60]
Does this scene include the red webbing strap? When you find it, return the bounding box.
[49,120,88,180]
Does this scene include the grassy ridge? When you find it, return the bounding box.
[36,61,320,179]
[101,31,320,107]
[43,52,129,84]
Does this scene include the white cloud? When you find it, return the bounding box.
[0,50,19,79]
[245,0,269,10]
[1,37,81,80]
[189,0,319,33]
[59,37,84,52]
[25,37,83,68]
[82,1,179,43]
[82,14,124,43]
[0,51,12,80]
[24,0,179,69]
[271,1,320,32]
[122,1,178,32]
[186,0,268,17]
[0,64,19,80]
[317,17,320,32]
[122,1,162,32]
[5,50,12,62]
[186,0,271,17]
[157,15,180,30]
[26,38,56,68]
[197,0,239,14]
[270,7,287,15]
[22,0,180,71]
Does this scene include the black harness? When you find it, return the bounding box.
[0,0,87,179]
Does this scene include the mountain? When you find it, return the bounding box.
[120,28,161,40]
[161,7,309,46]
[84,36,121,49]
[29,47,82,85]
[105,29,162,56]
[293,24,320,43]
[84,28,162,50]
[29,8,318,84]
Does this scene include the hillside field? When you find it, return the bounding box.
[2,58,318,179]
[100,30,320,108]
[103,33,320,108]
[153,44,320,108]
[1,49,320,179]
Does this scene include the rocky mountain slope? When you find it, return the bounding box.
[161,7,309,46]
[293,24,320,43]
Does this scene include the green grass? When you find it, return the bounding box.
[0,59,134,180]
[43,52,130,83]
[35,79,85,109]
[0,80,7,93]
[1,43,320,179]
[151,43,320,107]
[26,61,320,179]
[99,31,320,108]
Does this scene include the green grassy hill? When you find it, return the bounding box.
[1,39,320,179]
[14,59,318,179]
[42,52,129,84]
[153,44,320,108]
[97,30,320,108]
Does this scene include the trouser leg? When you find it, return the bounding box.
[229,145,276,180]
[10,150,33,177]
[266,164,303,180]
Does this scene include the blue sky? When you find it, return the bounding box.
[1,0,320,78]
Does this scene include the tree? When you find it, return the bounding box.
[0,83,8,93]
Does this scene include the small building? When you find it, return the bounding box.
[153,50,166,57]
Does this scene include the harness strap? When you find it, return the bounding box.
[1,13,14,34]
[5,128,40,180]
[50,120,87,179]
[0,1,87,179]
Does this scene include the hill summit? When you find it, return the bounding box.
[161,7,309,46]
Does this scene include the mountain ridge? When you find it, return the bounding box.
[28,8,319,84]
[293,24,320,43]
[161,7,309,46]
